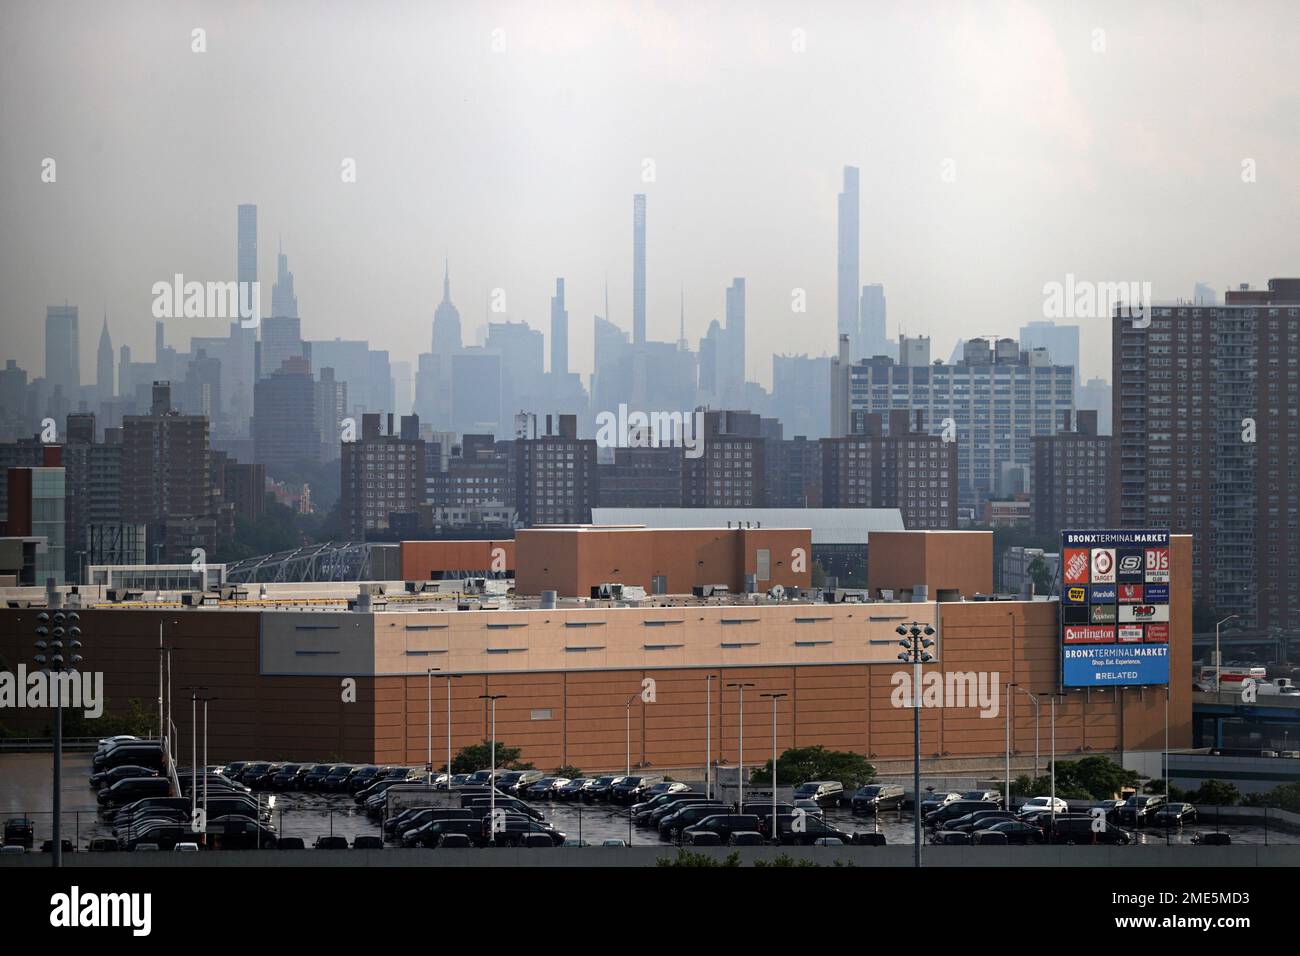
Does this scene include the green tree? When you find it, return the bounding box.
[753,853,818,867]
[1026,556,1053,596]
[1143,778,1189,801]
[448,740,533,774]
[656,849,741,867]
[1191,779,1240,806]
[553,765,583,779]
[1242,782,1300,813]
[810,561,827,589]
[748,745,875,790]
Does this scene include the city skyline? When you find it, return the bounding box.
[4,1,1299,390]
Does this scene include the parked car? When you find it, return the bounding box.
[204,815,278,850]
[221,761,251,779]
[638,781,689,801]
[120,824,188,851]
[554,778,593,800]
[1050,815,1134,845]
[1151,803,1198,827]
[321,765,358,792]
[234,762,274,785]
[971,830,1008,846]
[625,775,669,802]
[851,784,906,813]
[960,789,1003,806]
[1112,794,1166,827]
[3,817,35,848]
[682,814,763,844]
[924,800,1001,829]
[96,734,142,753]
[739,801,806,820]
[581,776,624,802]
[658,801,729,841]
[979,819,1046,845]
[1191,831,1231,846]
[395,809,480,842]
[92,743,164,772]
[522,777,570,800]
[481,814,565,847]
[314,836,349,849]
[90,765,159,789]
[609,774,663,804]
[919,791,962,816]
[502,770,546,795]
[299,764,336,790]
[757,812,856,847]
[241,764,285,789]
[465,796,546,821]
[463,770,495,787]
[276,837,306,850]
[98,777,172,808]
[270,764,312,790]
[632,791,705,823]
[401,817,483,848]
[87,837,119,852]
[649,796,721,827]
[344,766,382,793]
[792,781,844,807]
[944,809,1016,833]
[729,831,765,846]
[931,830,972,846]
[1016,796,1070,817]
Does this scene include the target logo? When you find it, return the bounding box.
[1090,548,1116,584]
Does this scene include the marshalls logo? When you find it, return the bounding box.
[50,887,151,936]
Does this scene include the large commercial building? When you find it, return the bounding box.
[0,530,1194,770]
[1032,409,1110,536]
[1112,278,1299,628]
[340,413,424,538]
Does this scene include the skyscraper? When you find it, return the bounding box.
[1020,319,1080,386]
[431,259,462,355]
[238,204,257,288]
[723,277,746,397]
[550,278,568,376]
[271,241,299,318]
[859,283,889,359]
[632,193,646,345]
[96,311,114,405]
[837,167,860,358]
[45,305,80,395]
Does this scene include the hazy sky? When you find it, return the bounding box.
[2,0,1298,390]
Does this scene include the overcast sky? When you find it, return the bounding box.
[2,0,1298,390]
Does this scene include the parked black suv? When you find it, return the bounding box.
[758,812,856,846]
[851,784,905,813]
[1112,794,1166,827]
[924,800,1000,829]
[682,813,762,844]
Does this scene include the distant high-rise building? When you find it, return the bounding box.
[514,413,597,526]
[1193,282,1218,306]
[633,194,646,345]
[837,166,860,358]
[451,349,502,435]
[1076,376,1112,435]
[315,367,348,462]
[253,356,319,472]
[432,259,462,356]
[1113,278,1300,629]
[1020,320,1081,386]
[722,278,746,397]
[340,413,424,538]
[271,242,299,318]
[859,283,889,360]
[391,360,412,416]
[683,410,768,508]
[96,312,114,405]
[260,317,303,379]
[238,204,257,288]
[550,278,569,376]
[771,354,831,440]
[45,305,80,395]
[1033,409,1109,536]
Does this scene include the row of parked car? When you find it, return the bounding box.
[921,792,1204,846]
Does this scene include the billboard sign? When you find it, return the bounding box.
[1060,530,1171,687]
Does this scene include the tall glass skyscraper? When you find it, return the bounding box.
[632,194,646,345]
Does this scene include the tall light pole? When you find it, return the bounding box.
[479,694,506,844]
[1047,691,1063,841]
[1215,615,1239,701]
[1014,686,1041,775]
[625,693,639,776]
[761,692,788,844]
[897,621,935,868]
[425,667,440,786]
[199,695,217,846]
[705,675,715,800]
[1005,681,1017,809]
[446,674,458,790]
[182,685,207,820]
[34,606,82,869]
[727,682,754,808]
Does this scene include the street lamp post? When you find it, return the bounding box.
[425,667,440,786]
[1215,615,1239,702]
[896,621,935,868]
[446,674,458,790]
[1005,681,1017,809]
[705,675,715,800]
[761,693,788,844]
[198,695,217,845]
[625,694,639,776]
[479,694,506,844]
[727,683,755,808]
[34,606,82,869]
[182,685,207,822]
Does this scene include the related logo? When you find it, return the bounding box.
[1143,583,1169,604]
[1090,548,1116,584]
[1064,549,1090,584]
[1144,622,1169,644]
[1118,583,1144,604]
[1117,625,1144,643]
[1090,604,1117,624]
[1116,549,1145,582]
[1145,548,1170,583]
[1119,603,1170,623]
[1064,586,1087,605]
[1089,584,1117,604]
[1064,624,1114,644]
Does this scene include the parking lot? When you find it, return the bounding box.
[3,751,1297,854]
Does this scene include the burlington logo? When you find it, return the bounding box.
[0,666,103,718]
[49,886,151,936]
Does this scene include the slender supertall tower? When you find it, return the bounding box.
[632,193,646,345]
[550,278,569,376]
[431,258,462,355]
[837,167,860,359]
[96,310,114,403]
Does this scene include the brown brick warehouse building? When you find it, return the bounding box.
[0,530,1193,772]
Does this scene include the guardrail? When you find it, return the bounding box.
[0,737,102,752]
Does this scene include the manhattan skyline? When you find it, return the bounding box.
[3,0,1299,390]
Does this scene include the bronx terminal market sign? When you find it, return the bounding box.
[1060,530,1171,687]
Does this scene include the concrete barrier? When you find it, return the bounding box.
[2,844,1297,867]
